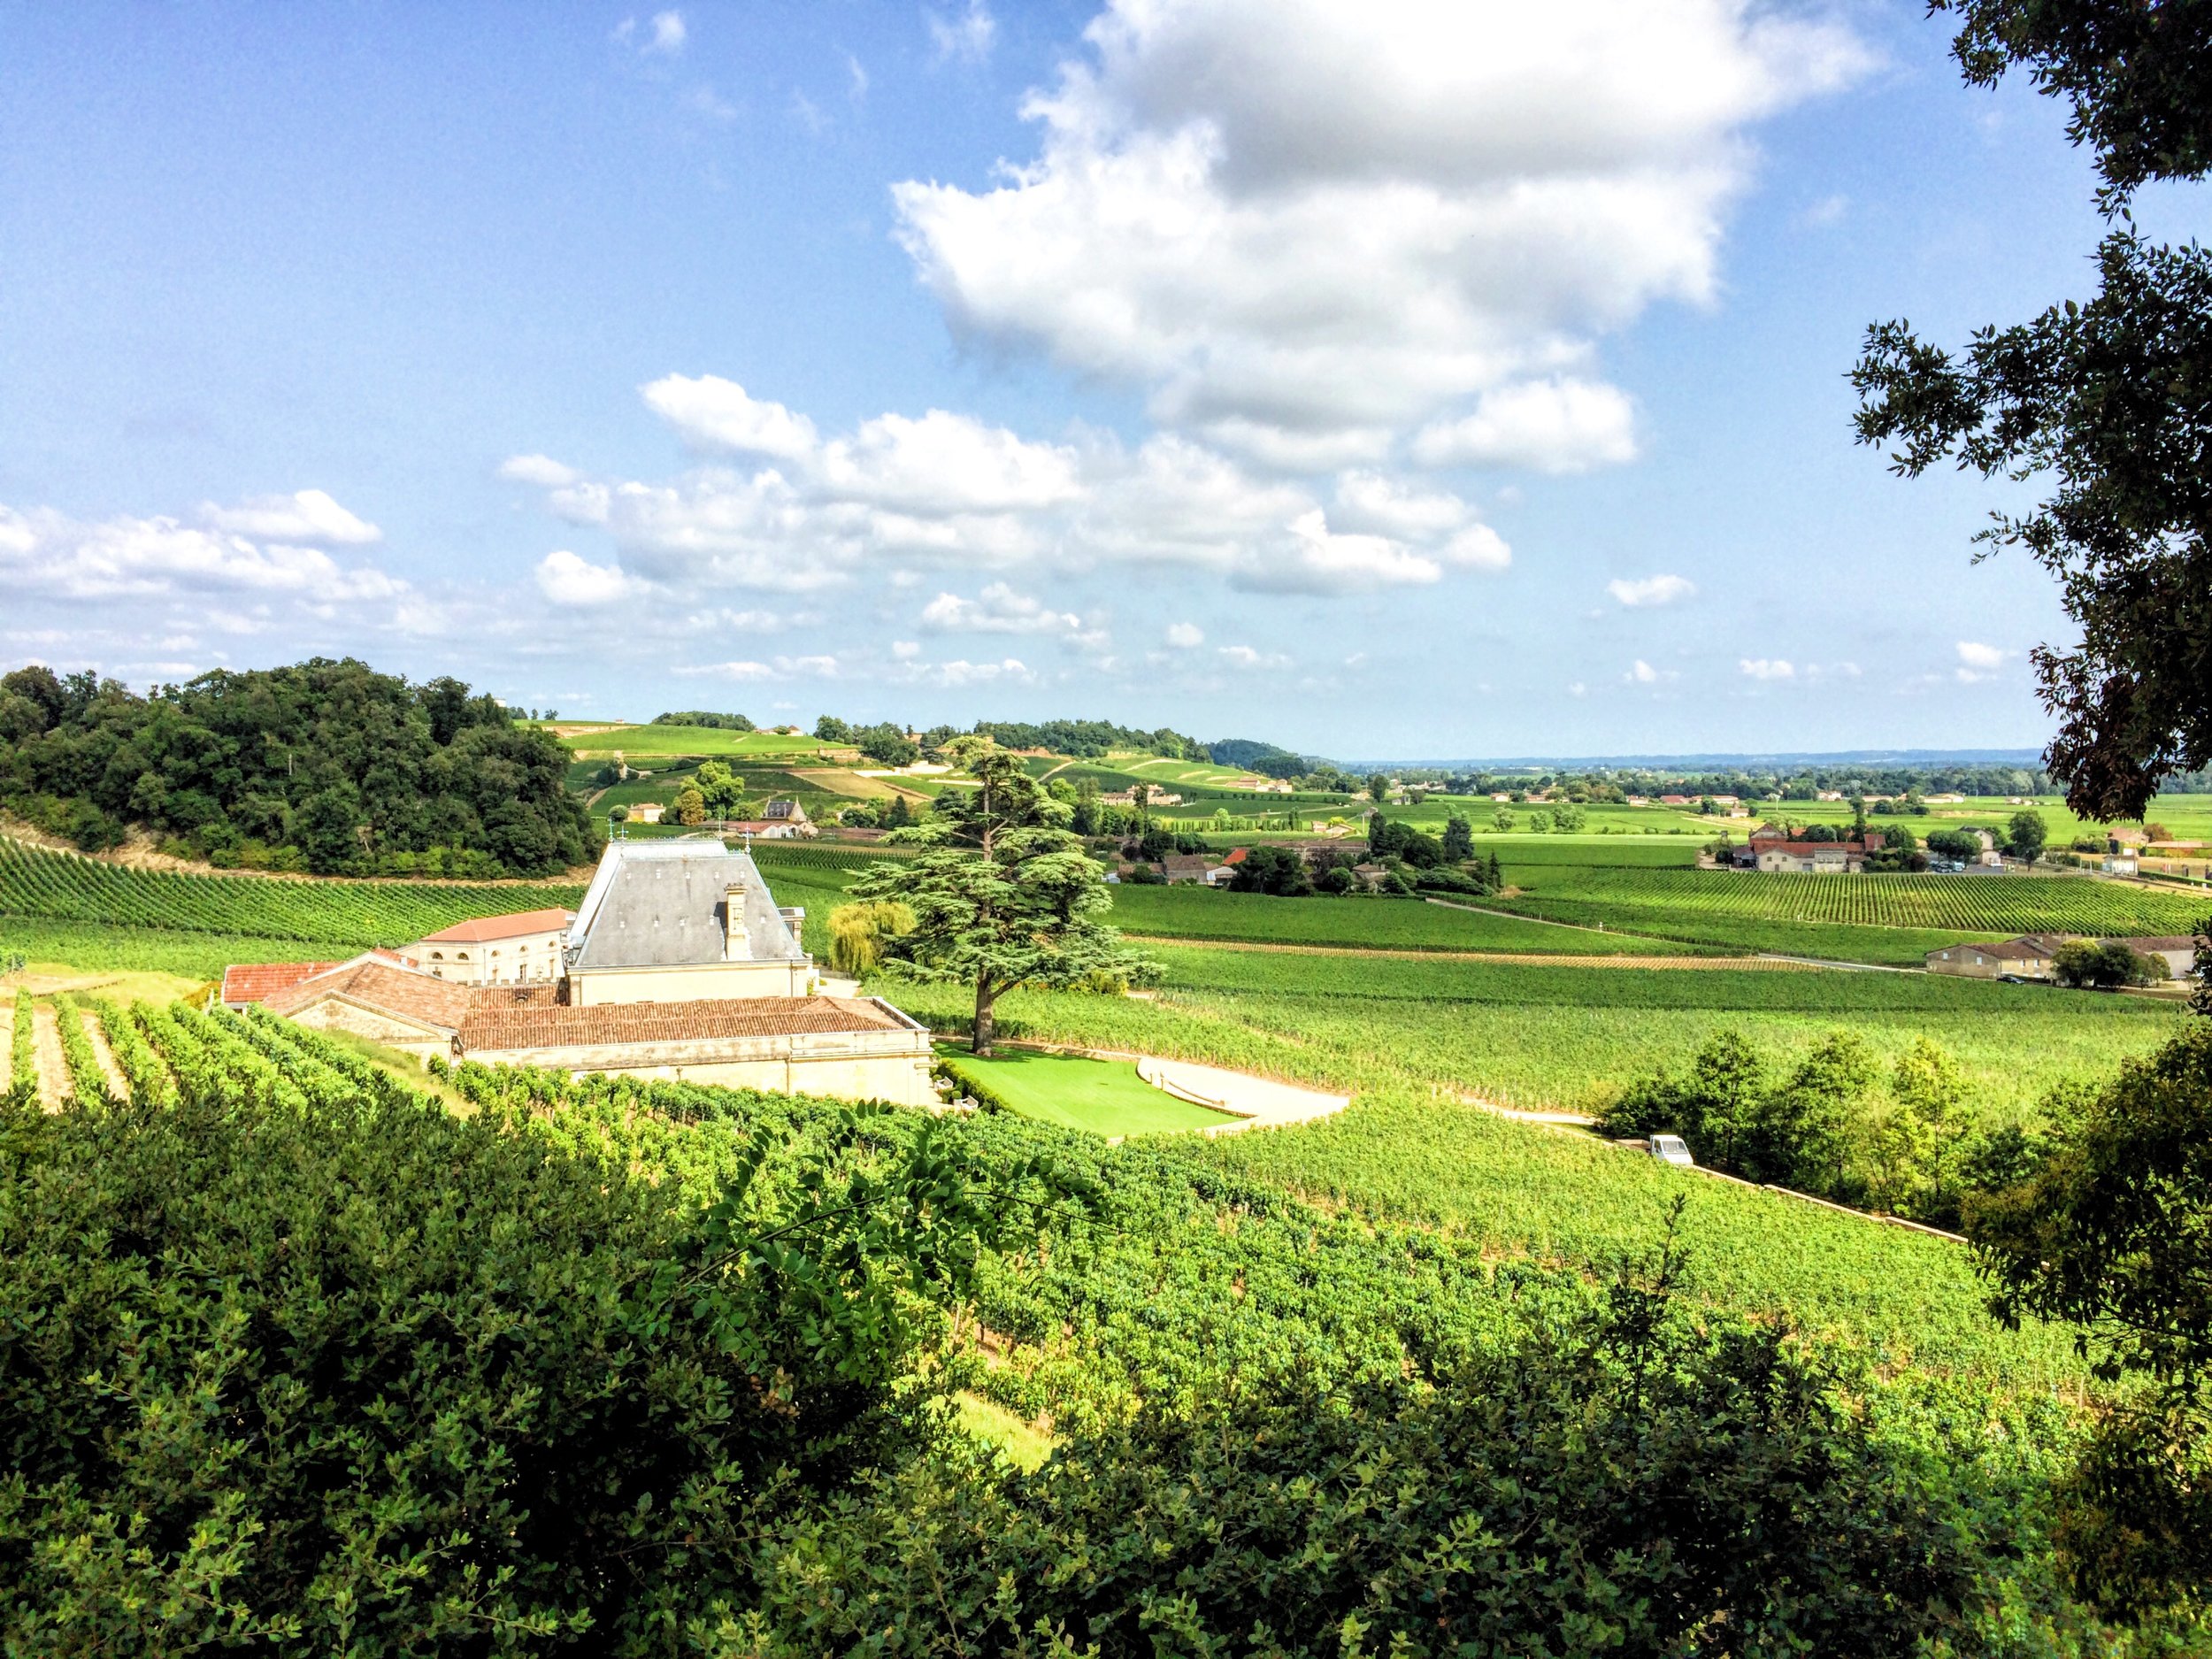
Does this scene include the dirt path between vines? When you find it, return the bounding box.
[30,1000,65,1110]
[1122,935,1821,971]
[81,1007,129,1095]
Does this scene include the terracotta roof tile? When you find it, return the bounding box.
[417,908,574,945]
[221,960,340,1006]
[458,995,905,1054]
[262,958,474,1033]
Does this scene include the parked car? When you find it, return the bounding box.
[1647,1133,1695,1168]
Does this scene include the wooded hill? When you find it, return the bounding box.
[0,660,599,878]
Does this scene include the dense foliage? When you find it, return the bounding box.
[1205,736,1309,776]
[1969,1019,2212,1615]
[0,1020,2149,1653]
[0,659,598,876]
[1853,3,2212,818]
[0,1040,1065,1655]
[649,710,756,730]
[967,717,1200,759]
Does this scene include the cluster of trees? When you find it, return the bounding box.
[1206,736,1308,778]
[972,718,1199,759]
[0,660,597,877]
[649,709,756,731]
[1227,816,1503,899]
[1604,1028,2047,1227]
[811,718,922,767]
[833,794,916,832]
[2054,939,2170,990]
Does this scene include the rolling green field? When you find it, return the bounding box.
[1100,883,1697,954]
[546,722,843,760]
[937,1043,1233,1135]
[1499,864,2208,952]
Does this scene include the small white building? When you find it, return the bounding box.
[412,908,573,985]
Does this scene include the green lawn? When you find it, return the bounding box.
[938,1043,1235,1135]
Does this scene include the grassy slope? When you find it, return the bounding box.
[941,1045,1233,1135]
[549,724,843,759]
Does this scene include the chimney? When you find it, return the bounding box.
[724,880,749,960]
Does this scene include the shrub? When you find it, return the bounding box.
[0,1083,1057,1653]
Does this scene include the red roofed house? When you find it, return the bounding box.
[411,908,573,986]
[227,841,933,1104]
[1732,826,1887,873]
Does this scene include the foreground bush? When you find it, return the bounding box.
[0,1082,1049,1655]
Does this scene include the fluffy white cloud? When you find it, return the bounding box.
[1740,657,1794,680]
[1608,572,1696,608]
[534,549,633,607]
[818,411,1083,515]
[921,582,1087,634]
[1412,380,1637,472]
[1627,658,1660,684]
[894,0,1863,465]
[678,653,841,681]
[1955,640,2008,682]
[0,501,403,603]
[510,387,1513,600]
[498,454,582,488]
[902,656,1035,687]
[643,375,819,462]
[927,0,995,63]
[1164,621,1204,648]
[198,488,382,545]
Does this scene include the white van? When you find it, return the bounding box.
[1647,1134,1695,1168]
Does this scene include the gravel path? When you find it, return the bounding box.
[1134,1056,1349,1136]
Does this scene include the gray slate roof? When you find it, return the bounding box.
[568,841,805,971]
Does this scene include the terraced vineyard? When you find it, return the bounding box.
[1501,864,2208,945]
[0,839,583,947]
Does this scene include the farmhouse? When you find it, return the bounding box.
[226,839,935,1105]
[1727,826,1887,873]
[631,803,664,824]
[1161,852,1217,884]
[411,907,572,985]
[2115,935,2199,978]
[1924,935,2062,979]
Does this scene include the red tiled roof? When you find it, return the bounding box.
[459,995,905,1053]
[1222,847,1250,864]
[221,948,416,1007]
[262,958,474,1033]
[417,908,573,945]
[221,960,339,1006]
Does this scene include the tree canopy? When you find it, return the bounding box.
[848,737,1156,1054]
[0,659,597,876]
[1854,2,2212,818]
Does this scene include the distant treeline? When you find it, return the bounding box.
[1207,737,1309,778]
[0,659,599,878]
[968,718,1200,759]
[650,710,755,731]
[1417,764,2090,800]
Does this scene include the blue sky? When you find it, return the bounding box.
[4,1,2202,759]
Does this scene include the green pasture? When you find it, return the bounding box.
[552,723,843,760]
[1497,864,2207,954]
[937,1042,1233,1135]
[1099,883,1695,955]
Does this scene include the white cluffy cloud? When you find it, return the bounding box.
[198,488,382,545]
[1740,657,1794,681]
[921,582,1087,635]
[0,494,401,603]
[1164,621,1204,648]
[1608,572,1696,608]
[499,376,1514,598]
[534,549,634,607]
[893,0,1865,468]
[1955,640,2009,681]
